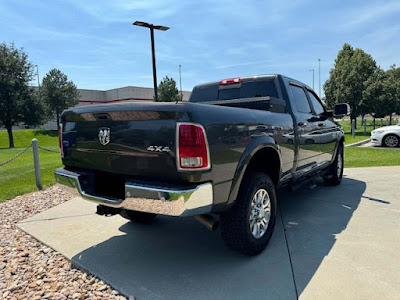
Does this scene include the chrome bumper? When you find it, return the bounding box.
[54,168,213,217]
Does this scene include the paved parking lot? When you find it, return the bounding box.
[358,140,400,149]
[18,166,400,300]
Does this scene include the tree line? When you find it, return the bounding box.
[324,43,400,125]
[0,43,79,148]
[9,41,397,149]
[0,42,183,148]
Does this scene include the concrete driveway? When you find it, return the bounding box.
[17,166,400,300]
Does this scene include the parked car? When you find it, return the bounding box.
[371,123,400,147]
[55,74,350,255]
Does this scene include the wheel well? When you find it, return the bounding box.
[383,133,400,139]
[245,147,281,186]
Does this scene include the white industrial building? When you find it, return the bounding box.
[41,86,191,130]
[77,86,191,106]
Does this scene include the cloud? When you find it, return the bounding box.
[64,0,183,23]
[341,0,400,29]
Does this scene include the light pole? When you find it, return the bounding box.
[179,64,183,101]
[133,21,169,102]
[35,64,41,93]
[318,58,321,97]
[309,69,314,90]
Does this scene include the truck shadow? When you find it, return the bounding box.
[71,177,366,299]
[278,176,366,296]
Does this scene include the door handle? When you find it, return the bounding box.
[298,122,308,127]
[318,123,324,127]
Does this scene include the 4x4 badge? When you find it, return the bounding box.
[98,128,110,146]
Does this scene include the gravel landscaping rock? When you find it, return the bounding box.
[0,185,127,300]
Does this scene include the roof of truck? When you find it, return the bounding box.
[193,74,313,92]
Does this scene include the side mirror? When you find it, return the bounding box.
[333,103,350,117]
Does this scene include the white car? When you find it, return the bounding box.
[371,123,400,147]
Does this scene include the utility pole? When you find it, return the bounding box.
[318,58,321,97]
[309,69,314,90]
[179,64,183,101]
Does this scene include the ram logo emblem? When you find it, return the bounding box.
[98,128,110,146]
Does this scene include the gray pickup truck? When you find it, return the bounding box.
[55,74,350,255]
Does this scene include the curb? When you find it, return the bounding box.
[345,139,370,147]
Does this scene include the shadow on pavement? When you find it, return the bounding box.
[278,176,366,297]
[72,176,366,300]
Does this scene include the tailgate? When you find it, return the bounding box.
[61,106,180,181]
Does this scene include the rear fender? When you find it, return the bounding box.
[227,136,281,206]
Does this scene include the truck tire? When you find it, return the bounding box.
[119,209,157,223]
[220,172,277,256]
[323,143,344,186]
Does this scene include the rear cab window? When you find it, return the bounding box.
[240,80,279,98]
[189,77,280,103]
[189,84,219,103]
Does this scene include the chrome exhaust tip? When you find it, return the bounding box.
[194,214,219,231]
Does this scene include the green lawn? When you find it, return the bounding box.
[0,129,62,202]
[0,129,58,149]
[338,119,395,144]
[338,119,371,144]
[345,147,400,168]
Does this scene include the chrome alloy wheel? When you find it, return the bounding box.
[384,135,399,147]
[337,151,343,178]
[249,189,271,239]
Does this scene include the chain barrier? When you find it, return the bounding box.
[0,145,32,167]
[38,146,60,153]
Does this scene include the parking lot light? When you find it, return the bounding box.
[133,21,170,102]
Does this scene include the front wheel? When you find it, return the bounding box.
[323,143,344,186]
[119,209,157,223]
[383,134,399,148]
[220,172,277,256]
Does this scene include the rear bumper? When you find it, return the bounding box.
[54,168,213,217]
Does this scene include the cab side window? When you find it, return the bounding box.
[290,85,311,113]
[307,90,325,115]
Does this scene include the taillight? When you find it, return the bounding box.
[177,123,210,171]
[219,77,241,85]
[58,124,64,158]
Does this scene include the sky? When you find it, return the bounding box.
[1,0,400,95]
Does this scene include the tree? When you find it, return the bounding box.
[41,69,80,128]
[385,65,400,118]
[362,68,393,119]
[0,43,38,148]
[157,76,180,102]
[23,89,46,127]
[362,65,400,124]
[324,43,377,125]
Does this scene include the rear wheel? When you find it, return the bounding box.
[323,143,344,186]
[383,134,399,148]
[119,209,157,223]
[220,172,277,256]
